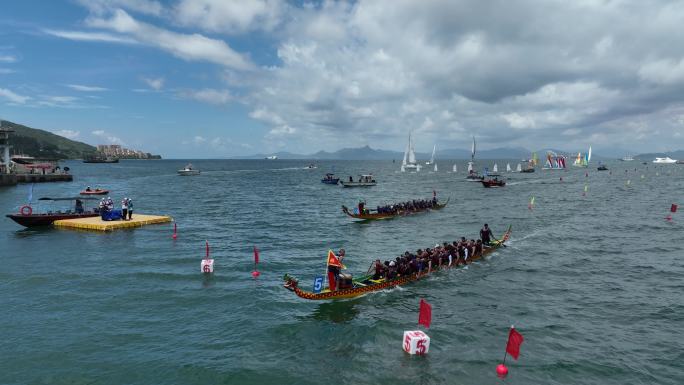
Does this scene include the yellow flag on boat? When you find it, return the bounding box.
[327,249,346,269]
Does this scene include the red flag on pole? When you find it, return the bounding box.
[254,246,260,265]
[418,299,432,328]
[205,240,209,258]
[671,204,678,213]
[506,327,524,360]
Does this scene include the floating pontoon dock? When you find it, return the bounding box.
[54,214,172,232]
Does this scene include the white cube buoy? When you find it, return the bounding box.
[201,258,214,273]
[402,330,430,355]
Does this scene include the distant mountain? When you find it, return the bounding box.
[242,145,534,160]
[0,120,97,159]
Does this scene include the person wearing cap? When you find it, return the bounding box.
[121,197,129,221]
[480,223,494,245]
[126,198,133,220]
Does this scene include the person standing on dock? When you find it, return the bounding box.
[126,198,133,220]
[121,198,128,221]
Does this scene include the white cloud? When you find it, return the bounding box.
[92,129,125,145]
[0,88,30,104]
[75,0,164,16]
[55,129,80,139]
[173,0,283,34]
[67,84,108,92]
[43,29,138,44]
[639,58,684,85]
[0,55,17,63]
[142,77,164,90]
[502,113,536,129]
[179,88,232,105]
[86,9,253,70]
[192,136,206,144]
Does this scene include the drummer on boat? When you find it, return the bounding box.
[480,223,494,246]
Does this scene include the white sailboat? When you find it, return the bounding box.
[506,163,512,172]
[466,136,482,181]
[426,145,436,165]
[452,164,457,173]
[401,132,421,172]
[433,163,438,172]
[515,163,522,172]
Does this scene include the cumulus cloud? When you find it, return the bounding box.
[85,9,253,70]
[173,0,284,34]
[0,88,30,104]
[92,129,125,145]
[55,129,80,139]
[142,77,164,90]
[179,88,232,105]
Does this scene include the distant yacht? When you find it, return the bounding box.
[265,155,278,160]
[620,155,634,161]
[653,157,677,164]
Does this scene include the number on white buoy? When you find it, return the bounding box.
[201,240,214,273]
[402,330,430,355]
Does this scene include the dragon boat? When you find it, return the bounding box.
[283,226,511,300]
[341,197,449,220]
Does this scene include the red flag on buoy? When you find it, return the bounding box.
[506,327,524,360]
[671,204,678,213]
[254,246,260,265]
[418,299,432,328]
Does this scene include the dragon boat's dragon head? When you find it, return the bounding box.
[283,274,299,291]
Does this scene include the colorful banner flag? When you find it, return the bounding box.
[418,299,432,328]
[326,249,344,268]
[506,327,524,360]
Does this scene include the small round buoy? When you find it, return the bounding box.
[251,271,260,278]
[496,364,509,378]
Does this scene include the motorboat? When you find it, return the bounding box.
[339,174,377,187]
[653,157,677,164]
[178,163,200,175]
[321,173,340,185]
[6,196,99,227]
[80,187,109,195]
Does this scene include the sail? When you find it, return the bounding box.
[401,141,411,168]
[429,145,436,164]
[506,163,511,172]
[452,164,457,172]
[587,146,592,163]
[471,136,476,161]
[434,163,437,172]
[408,133,416,164]
[467,162,473,172]
[516,163,522,172]
[532,152,538,166]
[493,163,498,173]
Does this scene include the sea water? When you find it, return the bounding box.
[1,160,682,385]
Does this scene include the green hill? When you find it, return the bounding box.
[0,120,97,159]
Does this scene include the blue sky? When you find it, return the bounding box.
[2,0,684,158]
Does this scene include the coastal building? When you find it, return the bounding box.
[0,125,71,185]
[96,144,161,159]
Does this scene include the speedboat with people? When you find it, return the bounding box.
[178,163,200,175]
[321,173,340,185]
[6,196,99,227]
[80,186,109,195]
[283,226,511,300]
[481,178,506,188]
[342,194,449,220]
[339,174,377,187]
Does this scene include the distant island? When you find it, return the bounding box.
[0,120,161,160]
